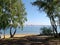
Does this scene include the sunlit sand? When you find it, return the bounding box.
[1,34,37,38]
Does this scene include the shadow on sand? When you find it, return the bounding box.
[0,35,60,45]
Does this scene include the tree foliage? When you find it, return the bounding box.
[9,0,27,38]
[40,27,52,35]
[0,0,27,38]
[32,0,60,37]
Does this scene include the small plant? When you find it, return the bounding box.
[40,27,53,35]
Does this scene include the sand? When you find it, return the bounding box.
[1,34,37,38]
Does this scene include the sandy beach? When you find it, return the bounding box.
[1,34,37,38]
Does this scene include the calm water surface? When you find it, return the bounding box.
[1,25,60,35]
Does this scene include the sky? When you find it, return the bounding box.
[22,0,51,25]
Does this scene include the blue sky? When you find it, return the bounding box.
[22,0,50,25]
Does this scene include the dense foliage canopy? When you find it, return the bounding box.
[32,0,60,37]
[0,0,27,38]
